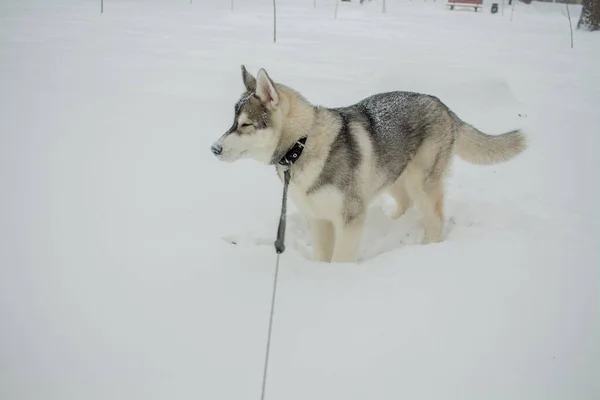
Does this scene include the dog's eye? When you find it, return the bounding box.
[240,123,252,128]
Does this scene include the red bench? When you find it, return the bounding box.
[447,0,483,11]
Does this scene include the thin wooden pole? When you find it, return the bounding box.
[566,0,574,48]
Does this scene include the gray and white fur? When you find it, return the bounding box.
[211,66,526,263]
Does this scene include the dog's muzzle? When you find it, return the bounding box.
[211,143,223,156]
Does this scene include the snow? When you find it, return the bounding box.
[0,0,598,399]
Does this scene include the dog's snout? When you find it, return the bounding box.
[211,143,223,156]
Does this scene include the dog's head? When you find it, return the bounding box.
[211,66,284,164]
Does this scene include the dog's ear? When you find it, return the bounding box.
[255,69,279,109]
[241,65,256,92]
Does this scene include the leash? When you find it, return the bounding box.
[260,167,290,400]
[273,168,291,256]
[260,137,306,400]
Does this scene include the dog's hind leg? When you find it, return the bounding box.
[403,151,449,245]
[406,177,445,245]
[308,218,334,262]
[388,176,412,219]
[403,133,452,245]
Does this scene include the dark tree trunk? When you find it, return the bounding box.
[578,0,600,31]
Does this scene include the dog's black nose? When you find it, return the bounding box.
[211,144,222,156]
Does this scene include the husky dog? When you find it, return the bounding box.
[211,66,526,263]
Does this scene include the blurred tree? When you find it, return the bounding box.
[577,0,600,31]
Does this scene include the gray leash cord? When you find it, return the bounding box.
[274,168,290,254]
[261,167,291,400]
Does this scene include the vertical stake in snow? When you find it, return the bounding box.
[273,0,277,43]
[383,0,386,13]
[231,0,234,12]
[335,0,339,19]
[565,0,574,48]
[501,0,505,16]
[101,0,103,13]
[510,0,516,21]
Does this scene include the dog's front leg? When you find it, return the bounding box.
[308,218,334,262]
[330,213,365,263]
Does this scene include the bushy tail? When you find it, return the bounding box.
[455,124,526,165]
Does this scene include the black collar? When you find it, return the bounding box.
[278,137,307,167]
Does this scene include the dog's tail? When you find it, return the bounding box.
[454,123,526,165]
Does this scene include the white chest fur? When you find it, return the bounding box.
[288,183,344,220]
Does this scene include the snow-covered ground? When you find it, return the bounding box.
[1,0,598,399]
